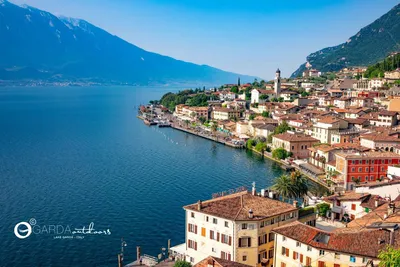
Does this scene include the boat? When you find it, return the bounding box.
[158,121,171,128]
[144,119,157,126]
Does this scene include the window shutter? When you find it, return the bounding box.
[228,253,231,261]
[217,232,220,242]
[300,254,303,263]
[221,251,224,259]
[293,252,295,260]
[286,248,289,257]
[195,242,197,251]
[248,237,251,247]
[195,225,197,234]
[229,236,232,246]
[258,236,261,245]
[188,223,190,231]
[210,230,213,239]
[239,238,242,247]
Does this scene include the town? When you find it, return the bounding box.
[134,53,400,267]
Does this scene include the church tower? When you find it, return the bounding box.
[274,68,281,95]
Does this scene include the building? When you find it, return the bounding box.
[385,69,400,80]
[194,256,252,267]
[182,190,299,266]
[312,117,349,144]
[369,78,385,90]
[279,90,299,101]
[272,131,319,159]
[251,89,276,104]
[212,107,241,120]
[302,69,321,78]
[272,221,399,267]
[334,151,400,190]
[324,192,386,221]
[360,132,400,151]
[377,110,398,127]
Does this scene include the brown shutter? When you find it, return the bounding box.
[258,236,261,245]
[195,242,197,251]
[221,251,224,259]
[248,237,251,247]
[286,248,289,257]
[229,236,232,246]
[228,253,231,261]
[300,254,303,263]
[293,252,295,260]
[210,230,213,239]
[217,232,220,242]
[195,225,198,234]
[188,223,190,231]
[238,238,242,247]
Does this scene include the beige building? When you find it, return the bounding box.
[312,117,349,144]
[180,190,299,267]
[385,69,400,80]
[272,131,319,159]
[212,107,241,120]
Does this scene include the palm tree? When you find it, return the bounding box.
[211,122,218,140]
[272,171,309,202]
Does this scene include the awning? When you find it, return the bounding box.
[170,243,186,255]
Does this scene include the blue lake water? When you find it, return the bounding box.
[0,86,283,267]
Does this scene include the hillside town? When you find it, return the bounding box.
[135,54,400,267]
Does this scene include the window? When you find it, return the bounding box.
[351,167,355,172]
[296,241,301,247]
[292,146,294,150]
[269,233,275,242]
[224,221,229,228]
[307,246,312,252]
[362,257,368,263]
[319,250,325,256]
[188,239,197,251]
[306,257,311,266]
[350,255,356,263]
[221,251,231,261]
[221,234,231,245]
[206,216,209,222]
[271,218,275,225]
[242,223,247,230]
[248,223,255,230]
[201,227,206,237]
[334,253,340,259]
[259,234,267,245]
[260,221,264,228]
[366,167,369,172]
[210,230,218,240]
[352,160,355,164]
[300,254,303,263]
[371,167,374,171]
[305,145,307,149]
[282,236,286,242]
[213,218,217,224]
[281,214,286,221]
[212,247,216,252]
[318,261,325,267]
[190,257,194,263]
[269,249,274,259]
[242,255,247,261]
[239,237,251,248]
[191,212,195,218]
[281,246,286,255]
[188,223,197,234]
[293,251,299,260]
[351,204,356,211]
[359,167,362,172]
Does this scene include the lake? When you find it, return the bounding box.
[0,86,284,266]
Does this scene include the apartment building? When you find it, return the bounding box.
[272,131,319,159]
[312,117,349,144]
[272,221,398,267]
[335,151,400,190]
[212,107,241,120]
[182,190,299,267]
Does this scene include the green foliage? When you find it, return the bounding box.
[301,91,310,97]
[230,86,239,93]
[274,121,290,135]
[174,260,192,267]
[272,147,290,160]
[255,142,267,152]
[249,114,256,120]
[379,246,400,267]
[261,111,269,118]
[246,139,256,149]
[316,203,331,217]
[364,53,400,79]
[299,206,316,217]
[199,116,206,124]
[187,94,209,107]
[272,170,309,200]
[160,90,210,111]
[259,94,269,100]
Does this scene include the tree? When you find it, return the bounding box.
[271,171,308,202]
[272,147,289,160]
[352,177,361,185]
[211,122,218,140]
[184,119,190,128]
[174,260,192,267]
[262,111,269,118]
[199,116,206,124]
[378,246,400,267]
[231,86,239,93]
[316,203,331,217]
[255,142,267,153]
[246,139,256,149]
[259,94,269,100]
[249,114,256,120]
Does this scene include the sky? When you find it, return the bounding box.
[9,0,400,79]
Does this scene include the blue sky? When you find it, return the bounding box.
[10,0,400,79]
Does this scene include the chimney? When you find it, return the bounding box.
[197,200,202,211]
[248,209,254,219]
[293,200,298,208]
[388,202,395,216]
[252,182,256,196]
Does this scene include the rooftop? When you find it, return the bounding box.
[184,191,297,221]
[273,132,318,143]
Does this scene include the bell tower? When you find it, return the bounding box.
[274,68,281,95]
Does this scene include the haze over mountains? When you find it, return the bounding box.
[0,0,256,85]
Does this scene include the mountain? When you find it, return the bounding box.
[0,1,256,85]
[291,3,400,78]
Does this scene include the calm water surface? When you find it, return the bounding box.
[0,86,283,267]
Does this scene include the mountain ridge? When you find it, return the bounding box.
[0,0,257,85]
[291,3,400,78]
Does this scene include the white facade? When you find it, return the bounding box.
[185,209,235,264]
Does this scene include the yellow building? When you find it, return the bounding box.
[272,221,400,267]
[180,189,303,267]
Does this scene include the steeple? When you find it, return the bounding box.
[274,68,281,95]
[238,77,241,87]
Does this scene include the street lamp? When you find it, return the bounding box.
[120,238,127,264]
